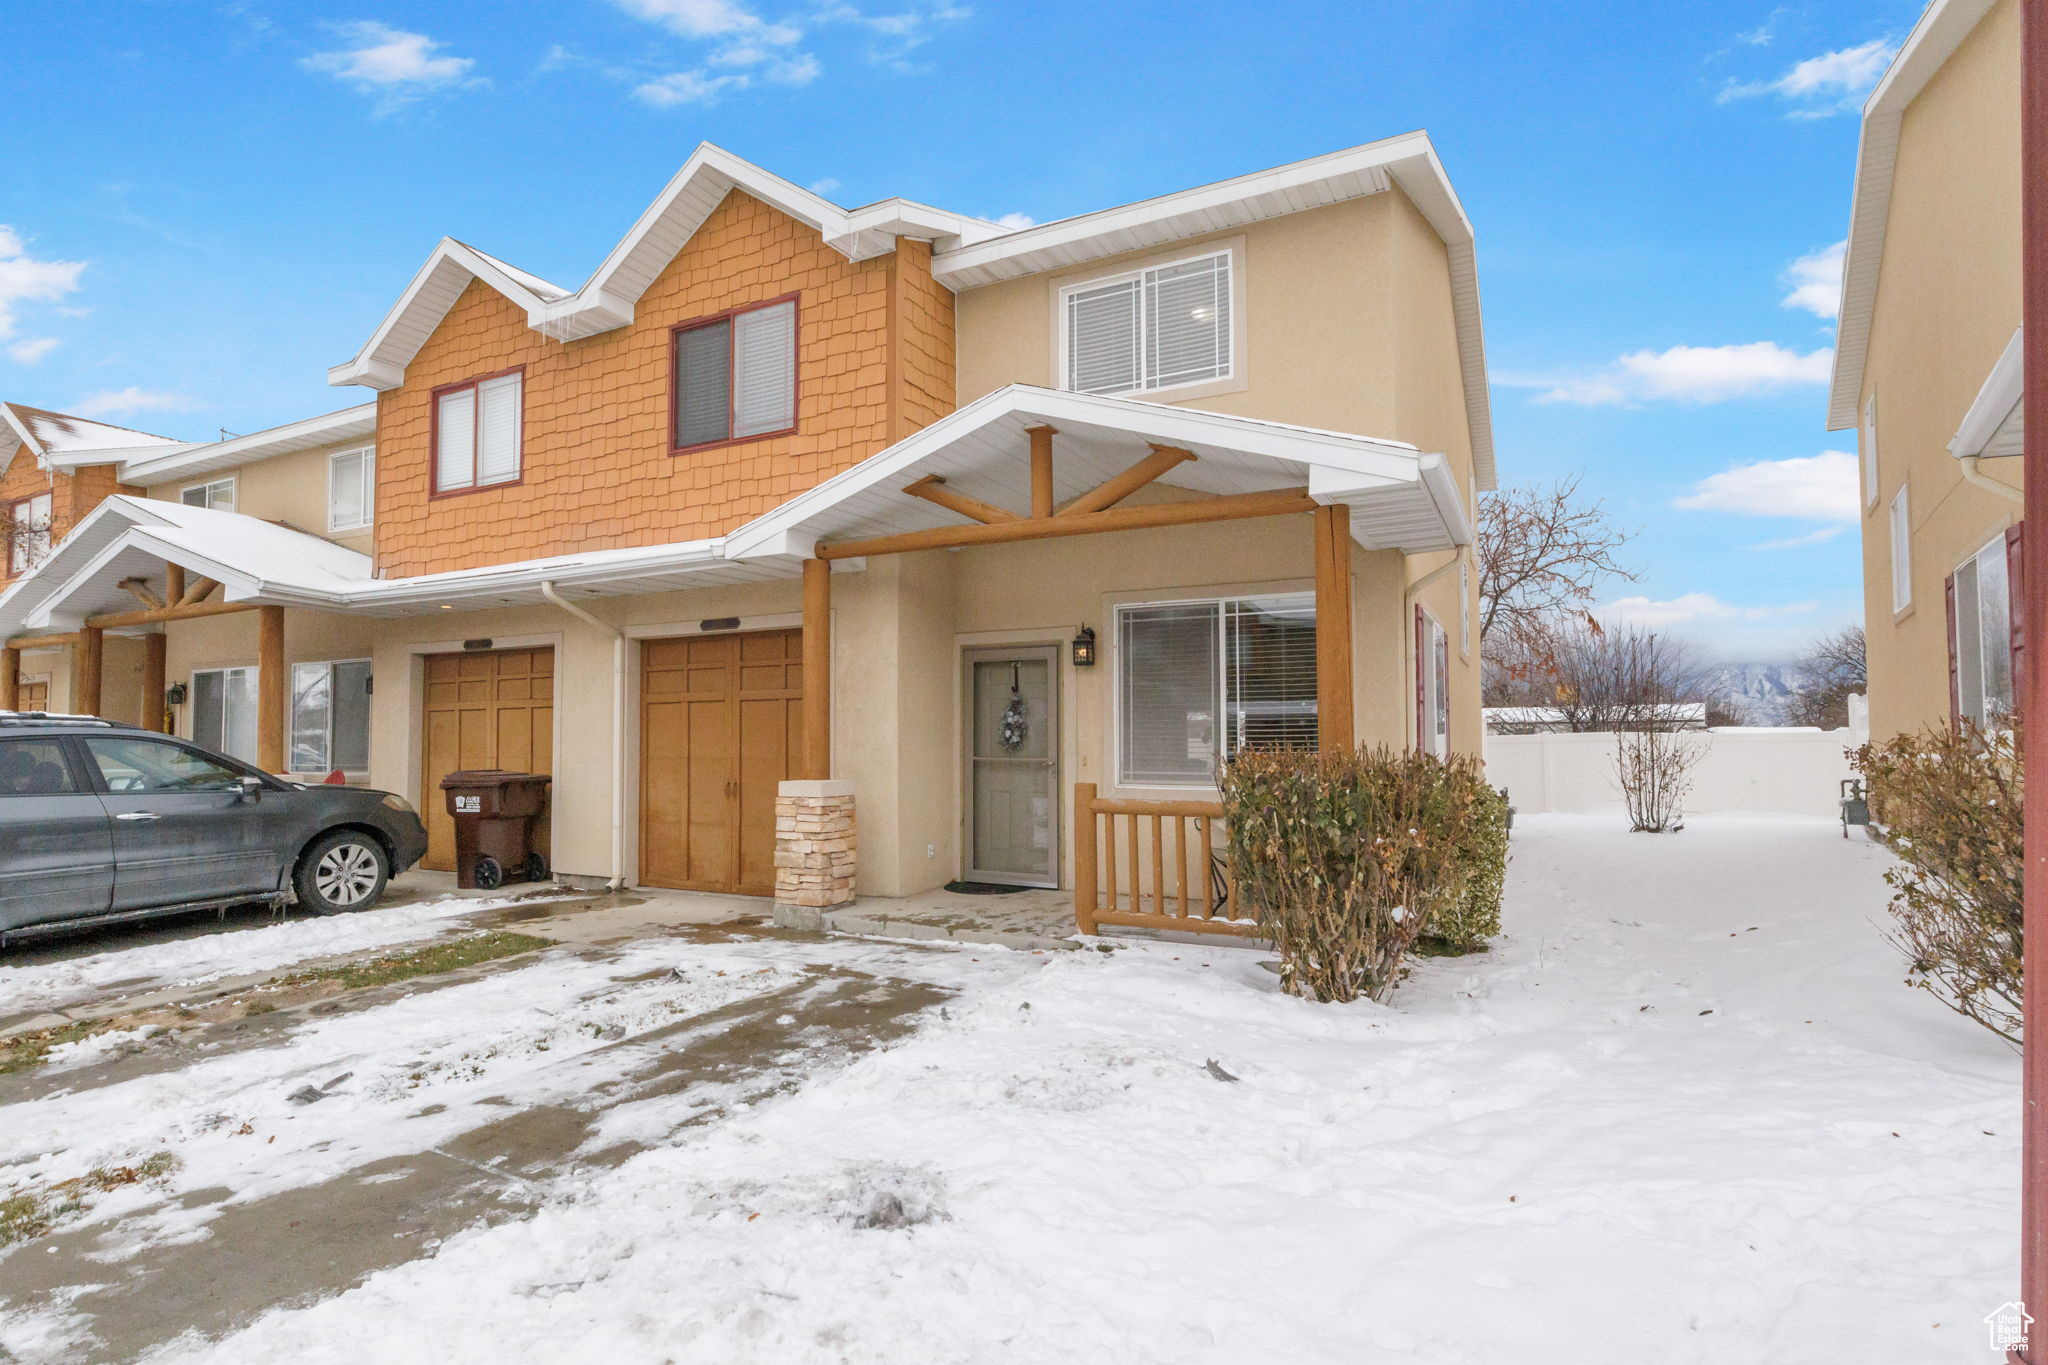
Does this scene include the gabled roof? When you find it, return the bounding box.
[113,403,376,486]
[1827,0,2003,430]
[930,131,1496,490]
[327,143,1012,390]
[724,384,1470,560]
[0,403,188,477]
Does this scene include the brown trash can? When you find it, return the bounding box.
[439,770,552,891]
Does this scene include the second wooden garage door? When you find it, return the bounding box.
[420,647,555,872]
[640,630,802,896]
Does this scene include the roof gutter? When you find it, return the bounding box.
[539,582,627,893]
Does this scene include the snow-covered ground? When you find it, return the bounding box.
[0,894,543,1017]
[3,816,2021,1363]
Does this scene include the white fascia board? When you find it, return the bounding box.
[42,441,208,474]
[723,383,1430,561]
[1827,0,2000,430]
[116,404,378,485]
[329,239,569,390]
[324,536,737,610]
[1950,325,2025,457]
[1419,453,1474,546]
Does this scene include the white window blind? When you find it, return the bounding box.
[1889,486,1912,613]
[290,659,371,773]
[674,299,797,448]
[476,374,522,484]
[329,447,373,531]
[1118,592,1317,786]
[733,300,796,438]
[192,666,259,763]
[436,386,477,490]
[181,479,234,512]
[1066,250,1231,396]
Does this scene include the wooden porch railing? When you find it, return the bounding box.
[1072,783,1257,937]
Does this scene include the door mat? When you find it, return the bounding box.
[942,881,1033,895]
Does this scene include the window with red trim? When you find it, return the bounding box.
[671,297,797,451]
[433,368,523,494]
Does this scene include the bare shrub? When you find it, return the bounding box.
[1855,722,2023,1046]
[1614,726,1704,832]
[1220,747,1503,1003]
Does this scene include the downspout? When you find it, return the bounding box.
[1402,550,1462,749]
[539,582,627,892]
[1959,453,2025,504]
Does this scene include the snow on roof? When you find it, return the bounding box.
[1,403,186,463]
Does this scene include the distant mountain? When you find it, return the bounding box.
[1704,662,1810,726]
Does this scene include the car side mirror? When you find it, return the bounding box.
[238,776,265,801]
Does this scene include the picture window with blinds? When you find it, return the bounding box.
[1062,249,1233,397]
[328,446,374,532]
[672,296,798,451]
[433,369,523,494]
[1115,593,1316,787]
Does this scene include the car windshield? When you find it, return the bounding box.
[83,736,248,794]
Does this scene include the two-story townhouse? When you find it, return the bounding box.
[0,134,1495,923]
[1829,0,2026,740]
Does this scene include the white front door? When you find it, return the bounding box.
[964,647,1059,888]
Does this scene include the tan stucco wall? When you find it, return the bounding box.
[1858,0,2022,739]
[145,440,375,558]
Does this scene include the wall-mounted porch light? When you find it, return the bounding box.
[164,682,188,707]
[1071,626,1097,668]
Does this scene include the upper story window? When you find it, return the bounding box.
[1889,485,1913,614]
[1062,249,1234,397]
[8,493,50,575]
[181,478,235,512]
[329,446,375,532]
[434,369,523,494]
[672,297,798,451]
[1116,592,1315,787]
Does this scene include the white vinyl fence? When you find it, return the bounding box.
[1483,728,1859,819]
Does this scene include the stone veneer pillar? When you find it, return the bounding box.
[772,779,858,928]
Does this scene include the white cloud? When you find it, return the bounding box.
[67,388,200,418]
[1508,341,1834,406]
[1749,525,1847,550]
[809,177,842,196]
[1675,451,1861,522]
[1597,593,1819,628]
[6,337,59,364]
[1720,38,1898,116]
[765,53,820,84]
[0,225,86,342]
[615,0,782,38]
[633,69,751,106]
[303,23,481,110]
[991,212,1034,230]
[1781,240,1844,319]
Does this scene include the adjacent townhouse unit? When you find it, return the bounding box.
[0,132,1494,918]
[1829,0,2024,740]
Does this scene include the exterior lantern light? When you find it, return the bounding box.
[164,682,188,706]
[1071,626,1097,668]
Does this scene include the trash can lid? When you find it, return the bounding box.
[439,769,553,788]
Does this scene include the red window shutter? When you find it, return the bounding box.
[2008,521,2025,703]
[1414,605,1427,753]
[1945,572,1961,732]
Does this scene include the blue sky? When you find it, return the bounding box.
[1,0,1926,658]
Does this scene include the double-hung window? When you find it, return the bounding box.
[1116,593,1316,786]
[8,493,51,575]
[435,369,523,493]
[1063,249,1233,397]
[328,446,374,532]
[1950,532,2018,729]
[290,660,372,774]
[1417,609,1449,758]
[191,666,260,764]
[181,478,235,512]
[672,297,798,450]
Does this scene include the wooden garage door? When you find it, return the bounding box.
[420,647,554,872]
[640,630,802,896]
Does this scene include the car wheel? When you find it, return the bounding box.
[296,830,389,915]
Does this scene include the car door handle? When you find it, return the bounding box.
[115,812,161,822]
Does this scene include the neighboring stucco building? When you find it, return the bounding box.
[0,135,1496,917]
[1829,0,2024,739]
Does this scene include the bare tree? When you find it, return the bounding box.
[1784,626,1866,730]
[1477,477,1637,652]
[1485,620,1712,732]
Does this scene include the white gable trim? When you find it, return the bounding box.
[1827,0,2002,430]
[1950,325,2025,458]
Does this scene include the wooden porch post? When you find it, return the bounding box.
[0,646,17,712]
[1314,503,1355,753]
[1028,425,1057,519]
[73,627,103,717]
[258,605,285,773]
[141,633,167,733]
[801,558,831,780]
[164,564,186,608]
